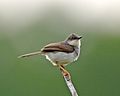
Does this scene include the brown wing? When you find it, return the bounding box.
[41,42,74,54]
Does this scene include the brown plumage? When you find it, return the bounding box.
[41,42,74,54]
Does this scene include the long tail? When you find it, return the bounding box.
[18,51,41,58]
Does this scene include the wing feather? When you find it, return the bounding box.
[41,42,74,53]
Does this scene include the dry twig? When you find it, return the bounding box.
[60,69,78,96]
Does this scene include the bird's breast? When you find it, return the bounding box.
[45,51,79,65]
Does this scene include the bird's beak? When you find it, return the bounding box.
[78,36,82,39]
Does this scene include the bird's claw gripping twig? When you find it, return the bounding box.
[59,65,71,81]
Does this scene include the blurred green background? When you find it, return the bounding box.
[0,1,120,96]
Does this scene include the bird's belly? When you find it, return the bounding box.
[45,52,78,66]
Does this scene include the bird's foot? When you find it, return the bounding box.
[59,65,71,81]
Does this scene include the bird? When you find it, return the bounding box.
[18,33,82,79]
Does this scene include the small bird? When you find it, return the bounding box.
[18,33,82,79]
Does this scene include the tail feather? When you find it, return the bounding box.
[18,51,41,58]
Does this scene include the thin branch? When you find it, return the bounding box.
[60,70,79,96]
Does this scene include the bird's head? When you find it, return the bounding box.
[65,33,82,47]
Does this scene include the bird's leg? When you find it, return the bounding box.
[59,65,71,80]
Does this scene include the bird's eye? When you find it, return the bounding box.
[72,36,77,40]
